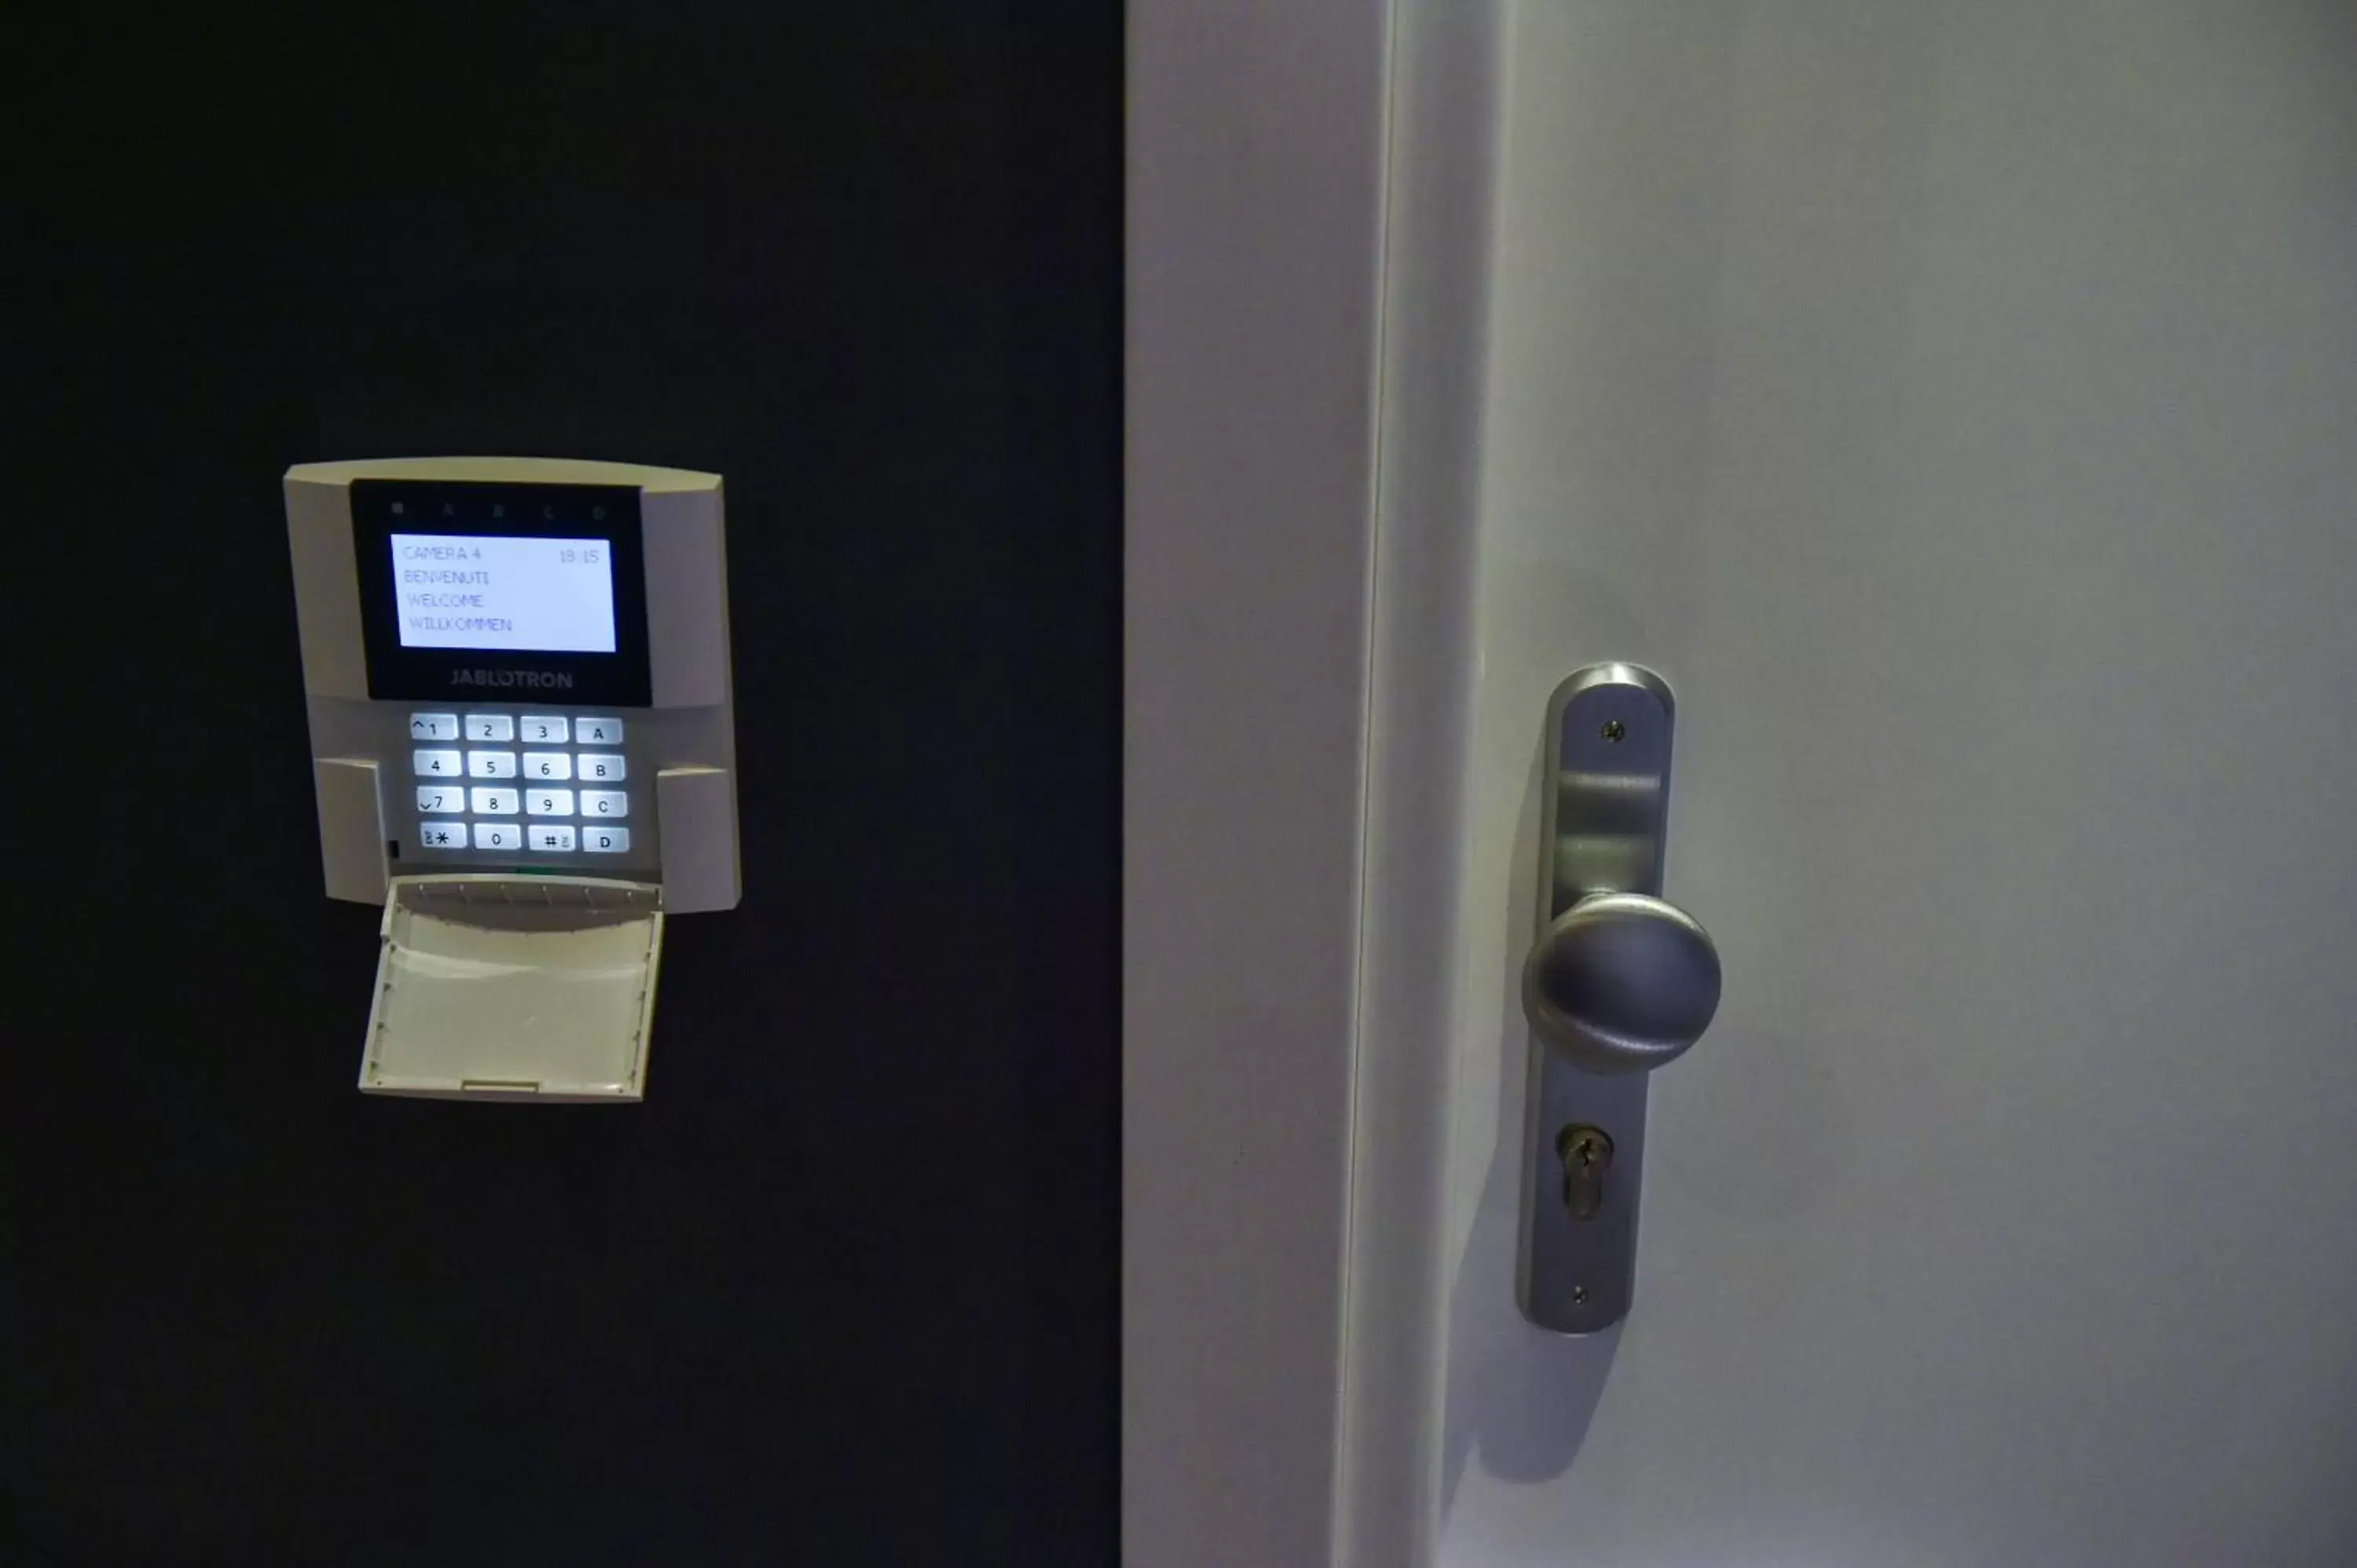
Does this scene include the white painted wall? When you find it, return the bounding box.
[1414,3,2357,1564]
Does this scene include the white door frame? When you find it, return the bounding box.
[1125,5,1504,1564]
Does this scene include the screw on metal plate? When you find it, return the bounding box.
[1600,719,1626,743]
[1557,1124,1615,1220]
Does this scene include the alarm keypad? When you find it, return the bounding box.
[403,710,639,861]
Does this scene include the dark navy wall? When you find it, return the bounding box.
[11,8,1120,1563]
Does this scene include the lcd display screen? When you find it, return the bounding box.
[390,533,618,654]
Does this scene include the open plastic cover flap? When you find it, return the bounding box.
[362,874,665,1101]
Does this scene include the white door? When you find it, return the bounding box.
[1422,4,2357,1564]
[1128,4,2357,1563]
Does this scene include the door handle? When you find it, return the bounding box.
[1516,664,1718,1333]
[1523,892,1720,1074]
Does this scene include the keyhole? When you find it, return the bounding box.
[1557,1124,1615,1220]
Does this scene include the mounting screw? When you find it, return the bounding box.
[1571,1284,1591,1306]
[1600,720,1625,743]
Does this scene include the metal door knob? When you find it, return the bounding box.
[1521,891,1721,1075]
[1520,665,1714,1333]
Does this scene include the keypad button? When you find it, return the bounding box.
[472,822,522,852]
[470,786,519,815]
[529,824,579,853]
[416,786,465,815]
[413,749,463,777]
[467,750,518,779]
[527,788,575,817]
[522,751,573,781]
[417,822,467,850]
[519,715,570,744]
[408,713,460,741]
[576,716,625,745]
[584,826,632,854]
[578,753,626,782]
[464,713,515,742]
[580,789,630,819]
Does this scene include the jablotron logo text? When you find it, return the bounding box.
[451,669,576,690]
